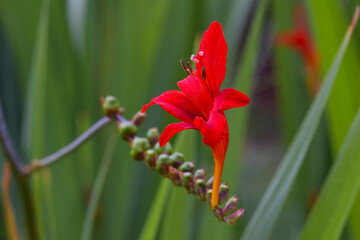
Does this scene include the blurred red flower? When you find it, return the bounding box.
[141,21,250,209]
[275,6,320,96]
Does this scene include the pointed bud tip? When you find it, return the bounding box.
[212,206,224,221]
[218,183,229,205]
[223,195,239,216]
[227,208,245,225]
[131,111,146,126]
[179,161,194,173]
[146,128,160,146]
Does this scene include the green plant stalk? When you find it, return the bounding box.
[241,6,359,240]
[0,100,37,240]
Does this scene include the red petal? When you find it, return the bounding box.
[177,75,213,118]
[275,6,317,68]
[214,88,250,111]
[275,28,309,54]
[159,122,197,146]
[195,21,228,97]
[141,90,202,124]
[198,110,228,147]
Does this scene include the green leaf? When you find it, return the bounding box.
[307,1,360,154]
[81,134,118,240]
[21,0,50,159]
[138,179,171,240]
[271,1,330,237]
[241,7,359,240]
[20,0,51,239]
[299,106,360,239]
[307,2,360,239]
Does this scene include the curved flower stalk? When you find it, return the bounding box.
[141,21,250,209]
[118,111,245,224]
[275,5,320,96]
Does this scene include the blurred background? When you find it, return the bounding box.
[1,0,360,239]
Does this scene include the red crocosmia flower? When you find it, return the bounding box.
[141,21,250,209]
[275,6,320,96]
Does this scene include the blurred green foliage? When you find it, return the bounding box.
[0,0,359,239]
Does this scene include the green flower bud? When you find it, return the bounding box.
[130,137,150,160]
[182,172,194,193]
[102,96,120,117]
[194,168,206,181]
[223,196,239,216]
[168,152,184,168]
[212,206,224,221]
[144,149,156,170]
[195,179,206,201]
[218,183,229,205]
[206,176,214,189]
[179,161,194,173]
[168,166,182,186]
[117,122,137,141]
[154,142,173,155]
[156,154,169,176]
[131,111,146,127]
[146,127,160,146]
[227,209,245,225]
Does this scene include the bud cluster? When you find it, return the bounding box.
[108,100,244,225]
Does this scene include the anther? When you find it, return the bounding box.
[191,54,200,64]
[180,58,190,75]
[187,62,193,75]
[202,66,206,80]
